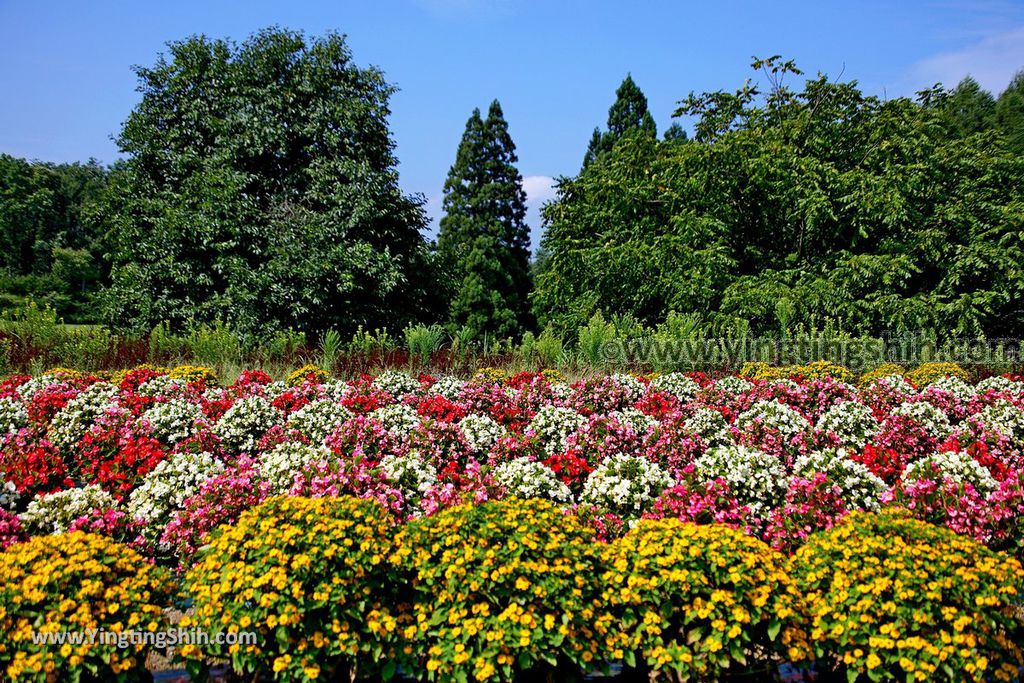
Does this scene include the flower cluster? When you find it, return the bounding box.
[0,532,173,680]
[1,365,1023,568]
[181,496,401,680]
[787,511,1023,681]
[392,499,607,681]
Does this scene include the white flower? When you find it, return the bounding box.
[816,400,879,449]
[924,376,976,402]
[549,383,571,401]
[610,373,646,402]
[137,375,190,399]
[458,414,506,453]
[526,406,587,455]
[975,375,1023,395]
[142,398,206,445]
[713,376,753,395]
[736,400,810,440]
[869,375,916,396]
[650,372,700,403]
[48,382,120,452]
[127,451,224,543]
[0,480,19,512]
[15,374,64,401]
[974,399,1024,444]
[493,458,571,503]
[20,485,118,534]
[904,451,998,494]
[373,370,421,397]
[380,451,437,506]
[581,454,673,517]
[287,399,353,443]
[429,375,466,401]
[321,379,350,402]
[0,397,28,437]
[683,408,731,445]
[793,448,886,510]
[368,403,421,437]
[694,445,788,518]
[891,401,953,440]
[261,442,334,494]
[610,407,658,436]
[213,396,282,453]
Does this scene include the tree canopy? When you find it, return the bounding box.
[582,75,658,169]
[534,57,1024,339]
[96,28,432,337]
[0,155,107,319]
[437,101,532,339]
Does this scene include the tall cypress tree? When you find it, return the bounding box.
[438,100,531,339]
[582,74,657,169]
[939,76,995,137]
[996,71,1024,153]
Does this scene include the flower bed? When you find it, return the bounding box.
[0,364,1023,680]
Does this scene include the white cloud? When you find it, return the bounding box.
[912,25,1024,93]
[521,175,557,253]
[521,175,557,204]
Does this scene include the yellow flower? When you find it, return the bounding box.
[273,655,292,673]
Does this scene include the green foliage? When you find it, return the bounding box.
[185,320,242,366]
[403,323,444,364]
[996,70,1024,154]
[348,325,397,357]
[576,311,620,366]
[318,328,343,371]
[263,328,305,362]
[535,57,1024,339]
[583,75,657,168]
[936,76,996,137]
[437,101,532,339]
[0,155,107,321]
[97,28,432,339]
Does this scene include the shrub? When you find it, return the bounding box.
[600,519,804,678]
[580,454,673,517]
[787,511,1024,682]
[796,361,854,384]
[857,363,906,389]
[0,532,172,681]
[739,361,779,381]
[693,446,788,519]
[181,496,401,681]
[19,484,119,534]
[167,365,217,386]
[392,498,607,681]
[286,363,327,387]
[905,362,969,387]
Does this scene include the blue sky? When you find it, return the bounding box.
[3,0,1024,249]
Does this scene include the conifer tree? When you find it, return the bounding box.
[996,70,1024,153]
[583,74,657,168]
[939,76,995,137]
[438,101,531,339]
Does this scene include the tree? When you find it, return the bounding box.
[996,70,1024,153]
[437,101,531,339]
[582,75,657,169]
[0,155,108,319]
[96,28,431,337]
[535,58,1024,339]
[662,122,688,142]
[938,76,995,137]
